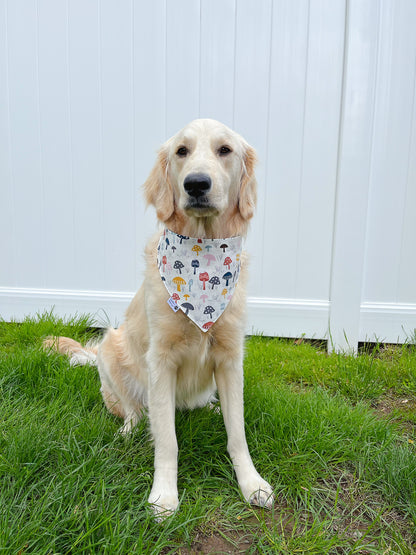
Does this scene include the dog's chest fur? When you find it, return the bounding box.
[174,334,217,409]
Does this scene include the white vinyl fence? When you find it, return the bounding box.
[1,0,415,351]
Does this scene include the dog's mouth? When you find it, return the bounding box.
[184,198,219,217]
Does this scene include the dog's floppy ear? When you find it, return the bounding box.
[143,144,175,222]
[238,143,257,220]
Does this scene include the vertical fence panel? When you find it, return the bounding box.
[362,1,416,304]
[295,0,344,301]
[262,0,310,299]
[0,1,14,286]
[100,1,135,292]
[37,0,74,289]
[199,0,235,126]
[133,0,167,282]
[68,0,106,291]
[165,0,200,135]
[232,0,272,295]
[5,0,45,288]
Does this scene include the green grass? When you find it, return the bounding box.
[1,314,416,553]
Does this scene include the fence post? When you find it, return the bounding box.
[328,0,379,353]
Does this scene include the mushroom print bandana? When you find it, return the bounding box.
[157,228,242,332]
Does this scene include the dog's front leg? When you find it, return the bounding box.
[147,352,179,519]
[215,358,274,509]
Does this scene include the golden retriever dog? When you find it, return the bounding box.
[45,119,274,518]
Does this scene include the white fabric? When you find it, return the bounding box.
[157,229,242,331]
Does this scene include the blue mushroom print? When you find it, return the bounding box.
[222,272,232,286]
[204,305,215,319]
[173,260,184,274]
[182,302,194,315]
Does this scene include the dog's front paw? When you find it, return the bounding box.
[148,489,179,521]
[240,475,274,509]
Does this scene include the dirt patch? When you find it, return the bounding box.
[372,395,416,433]
[175,529,252,554]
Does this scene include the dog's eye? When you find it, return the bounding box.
[176,146,188,157]
[218,145,232,156]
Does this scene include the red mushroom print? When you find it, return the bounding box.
[172,293,180,302]
[220,243,228,253]
[202,321,214,331]
[162,255,167,271]
[204,305,215,319]
[223,256,232,270]
[203,253,216,266]
[199,272,209,290]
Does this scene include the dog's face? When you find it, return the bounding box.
[144,119,257,235]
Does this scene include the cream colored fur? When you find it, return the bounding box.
[45,119,274,518]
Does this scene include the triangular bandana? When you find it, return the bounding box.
[157,229,242,332]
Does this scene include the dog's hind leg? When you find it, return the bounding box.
[97,328,146,434]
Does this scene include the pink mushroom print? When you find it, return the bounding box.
[223,256,232,270]
[199,272,209,290]
[200,294,208,303]
[203,253,216,266]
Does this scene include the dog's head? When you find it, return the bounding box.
[143,119,257,236]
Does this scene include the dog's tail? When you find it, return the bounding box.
[43,336,99,366]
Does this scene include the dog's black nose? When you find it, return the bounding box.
[183,173,212,198]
